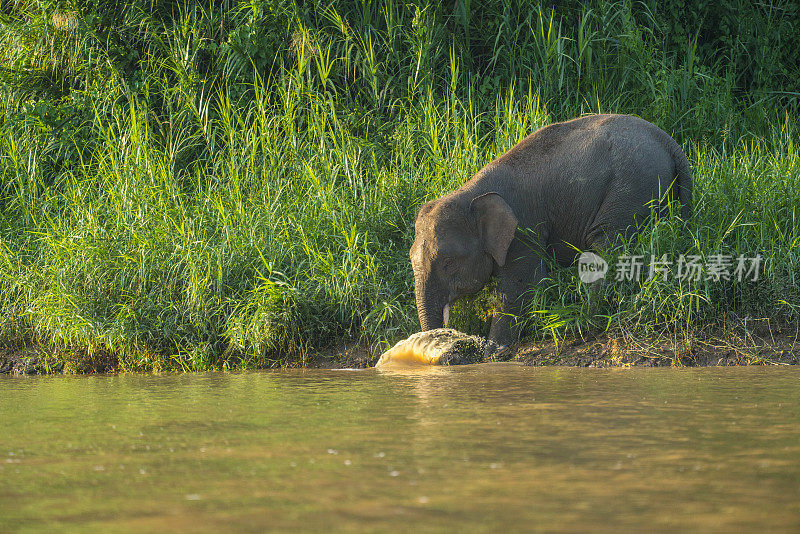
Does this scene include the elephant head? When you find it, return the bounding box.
[409,192,518,331]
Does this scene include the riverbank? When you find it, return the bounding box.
[1,2,798,373]
[4,324,797,374]
[302,330,800,369]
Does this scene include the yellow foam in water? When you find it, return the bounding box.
[375,329,485,368]
[375,335,443,367]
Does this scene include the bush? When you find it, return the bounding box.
[0,0,797,369]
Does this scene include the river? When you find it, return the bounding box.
[2,364,798,532]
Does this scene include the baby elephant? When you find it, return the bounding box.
[410,114,692,348]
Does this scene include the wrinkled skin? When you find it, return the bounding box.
[410,114,692,348]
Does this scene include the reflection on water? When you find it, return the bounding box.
[1,365,799,532]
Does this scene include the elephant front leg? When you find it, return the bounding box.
[486,286,523,352]
[487,252,548,354]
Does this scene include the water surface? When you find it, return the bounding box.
[2,365,799,532]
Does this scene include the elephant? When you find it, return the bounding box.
[409,113,692,349]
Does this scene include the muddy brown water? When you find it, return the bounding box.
[1,365,799,532]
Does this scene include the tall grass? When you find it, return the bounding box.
[0,0,798,370]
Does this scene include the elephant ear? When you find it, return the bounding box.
[470,192,518,267]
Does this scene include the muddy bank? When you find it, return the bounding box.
[0,341,118,375]
[310,328,800,369]
[2,328,798,375]
[511,331,800,367]
[0,342,65,375]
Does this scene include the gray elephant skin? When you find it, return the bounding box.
[410,113,692,347]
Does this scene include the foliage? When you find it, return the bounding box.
[0,0,798,370]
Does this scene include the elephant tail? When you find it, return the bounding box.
[663,132,693,220]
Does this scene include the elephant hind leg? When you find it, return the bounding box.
[585,226,628,256]
[581,229,624,291]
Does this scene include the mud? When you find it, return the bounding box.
[0,342,65,375]
[512,331,800,367]
[2,327,798,374]
[313,326,800,369]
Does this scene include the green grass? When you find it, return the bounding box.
[0,0,798,371]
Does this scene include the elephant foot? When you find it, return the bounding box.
[483,340,512,361]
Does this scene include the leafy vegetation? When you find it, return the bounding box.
[1,0,798,370]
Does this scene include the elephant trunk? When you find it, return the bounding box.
[415,280,445,332]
